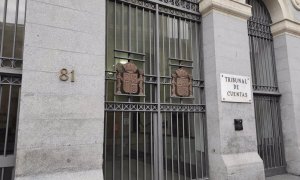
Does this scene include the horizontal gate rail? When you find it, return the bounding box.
[116,0,201,21]
[105,102,205,112]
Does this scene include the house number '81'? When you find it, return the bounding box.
[59,68,75,82]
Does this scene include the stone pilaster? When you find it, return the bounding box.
[200,0,265,179]
[14,0,106,179]
[272,20,300,175]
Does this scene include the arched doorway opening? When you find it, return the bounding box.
[247,0,287,177]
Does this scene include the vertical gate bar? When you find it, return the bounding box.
[200,114,204,178]
[142,9,146,180]
[258,38,263,88]
[270,99,276,167]
[256,98,261,166]
[265,99,270,169]
[269,100,273,168]
[151,112,153,180]
[274,98,280,166]
[275,99,284,166]
[267,38,272,89]
[143,8,145,56]
[184,19,186,59]
[200,19,209,177]
[0,83,2,153]
[167,14,170,59]
[251,36,256,87]
[144,112,146,180]
[112,0,116,102]
[121,111,124,180]
[136,112,139,180]
[255,37,259,88]
[129,4,131,52]
[112,112,116,180]
[179,18,182,61]
[271,98,278,167]
[12,85,21,179]
[171,112,174,180]
[149,11,153,102]
[12,0,20,58]
[121,2,124,50]
[115,0,117,50]
[173,17,176,59]
[189,20,193,65]
[162,15,166,104]
[277,98,285,166]
[261,98,267,168]
[278,98,284,167]
[264,98,269,169]
[129,111,132,180]
[195,23,200,178]
[3,85,12,156]
[168,15,172,103]
[262,38,267,88]
[257,98,263,167]
[1,168,3,180]
[104,112,108,178]
[261,37,268,87]
[270,41,279,88]
[272,98,279,166]
[266,100,271,168]
[164,113,167,180]
[260,98,265,168]
[276,100,283,166]
[250,37,257,87]
[183,113,186,180]
[188,112,192,180]
[136,6,138,53]
[204,115,209,177]
[272,98,278,166]
[176,112,180,180]
[149,8,154,180]
[266,39,273,88]
[0,0,8,57]
[155,4,163,180]
[193,113,198,179]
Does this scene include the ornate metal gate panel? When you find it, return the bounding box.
[0,0,26,179]
[247,0,286,176]
[104,0,208,180]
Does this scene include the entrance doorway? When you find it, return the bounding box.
[247,0,286,176]
[103,0,208,180]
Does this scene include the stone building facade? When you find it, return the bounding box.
[0,0,300,180]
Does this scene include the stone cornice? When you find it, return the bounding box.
[199,0,252,20]
[271,19,300,37]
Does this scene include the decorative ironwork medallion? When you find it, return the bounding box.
[171,68,193,97]
[292,0,300,10]
[116,62,144,95]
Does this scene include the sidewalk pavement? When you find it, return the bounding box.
[267,174,300,180]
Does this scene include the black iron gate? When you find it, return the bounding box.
[0,0,26,179]
[104,0,208,180]
[247,0,286,176]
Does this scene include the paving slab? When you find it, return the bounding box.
[267,174,300,180]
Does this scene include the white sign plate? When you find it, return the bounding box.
[220,73,252,103]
